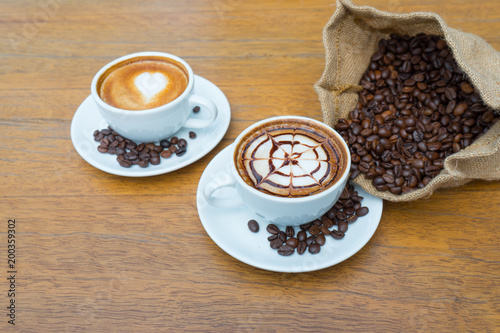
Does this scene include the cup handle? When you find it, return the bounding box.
[203,173,244,208]
[184,94,218,129]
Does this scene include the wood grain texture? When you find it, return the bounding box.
[1,0,499,332]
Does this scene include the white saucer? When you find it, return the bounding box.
[196,145,383,273]
[70,75,231,177]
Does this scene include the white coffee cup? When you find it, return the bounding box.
[203,116,351,226]
[91,51,218,143]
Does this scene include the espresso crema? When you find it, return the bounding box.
[235,119,348,197]
[97,56,189,110]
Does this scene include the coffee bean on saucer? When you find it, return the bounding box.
[160,139,171,148]
[316,234,326,246]
[270,238,283,249]
[149,156,160,165]
[268,234,278,241]
[308,243,321,254]
[119,160,132,168]
[357,207,369,217]
[189,131,197,139]
[175,146,187,156]
[170,137,179,145]
[160,150,172,158]
[278,244,294,256]
[285,226,295,238]
[247,220,259,233]
[138,160,149,168]
[338,221,348,233]
[297,242,307,255]
[331,230,345,240]
[193,106,200,113]
[178,139,187,148]
[285,237,299,248]
[266,224,280,234]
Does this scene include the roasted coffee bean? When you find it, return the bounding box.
[189,131,197,139]
[297,231,307,242]
[266,224,280,234]
[119,160,132,168]
[268,234,278,241]
[138,160,149,168]
[309,224,320,236]
[160,150,172,158]
[170,137,179,145]
[319,225,331,235]
[321,215,334,228]
[297,242,307,255]
[357,207,369,217]
[331,229,345,240]
[306,236,315,246]
[285,226,295,238]
[285,237,299,248]
[175,146,187,156]
[178,139,187,148]
[247,219,259,233]
[278,231,287,243]
[150,156,161,165]
[338,221,348,233]
[315,234,326,246]
[278,244,294,256]
[97,145,108,153]
[160,139,171,148]
[193,106,200,113]
[270,238,283,249]
[308,243,321,254]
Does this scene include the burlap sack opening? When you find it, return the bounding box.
[314,0,500,202]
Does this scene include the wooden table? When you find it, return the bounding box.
[2,0,499,331]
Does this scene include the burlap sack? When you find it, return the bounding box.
[314,0,500,201]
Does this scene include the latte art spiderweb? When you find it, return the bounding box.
[238,125,344,197]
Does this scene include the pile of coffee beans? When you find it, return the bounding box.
[334,33,499,194]
[93,127,195,168]
[259,183,368,256]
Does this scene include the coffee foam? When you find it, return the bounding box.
[97,56,189,111]
[235,119,347,197]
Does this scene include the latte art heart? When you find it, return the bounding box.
[97,56,189,110]
[236,120,347,197]
[134,72,168,101]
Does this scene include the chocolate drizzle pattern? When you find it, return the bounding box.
[236,121,346,197]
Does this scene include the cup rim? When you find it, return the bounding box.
[90,51,194,115]
[230,115,351,203]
